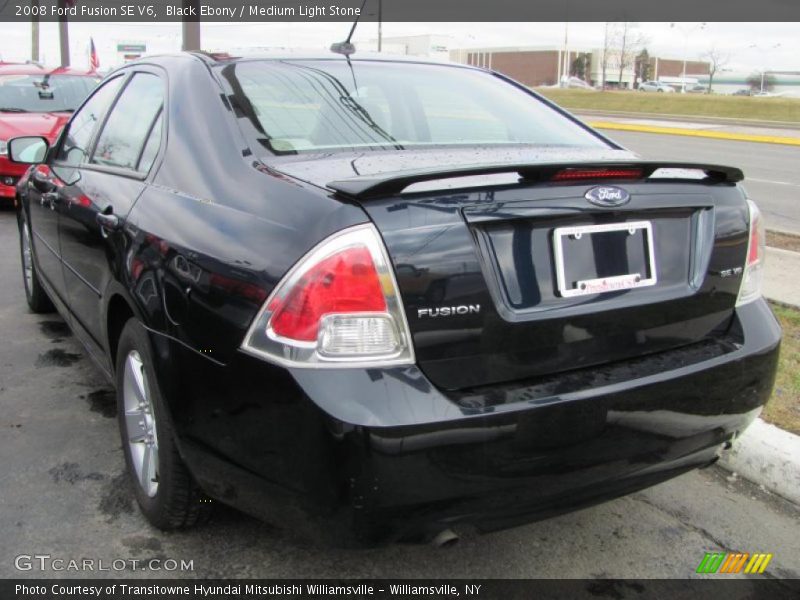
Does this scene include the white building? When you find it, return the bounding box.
[363,34,452,60]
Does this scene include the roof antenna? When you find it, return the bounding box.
[330,0,369,57]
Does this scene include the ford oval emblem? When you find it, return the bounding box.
[585,186,631,207]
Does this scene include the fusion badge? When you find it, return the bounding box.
[418,305,480,318]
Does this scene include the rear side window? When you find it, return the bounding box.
[91,73,164,172]
[56,75,123,167]
[137,111,163,174]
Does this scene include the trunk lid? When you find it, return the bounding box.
[273,148,750,391]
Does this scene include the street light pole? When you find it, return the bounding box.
[31,0,40,62]
[749,43,781,94]
[561,21,569,86]
[57,0,70,67]
[671,22,706,93]
[181,0,201,51]
[377,0,382,52]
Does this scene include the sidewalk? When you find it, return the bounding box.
[765,247,800,308]
[574,112,800,146]
[719,245,800,505]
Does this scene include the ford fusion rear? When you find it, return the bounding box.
[11,53,780,543]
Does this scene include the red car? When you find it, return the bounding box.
[0,63,100,202]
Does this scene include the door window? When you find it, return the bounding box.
[91,73,164,172]
[55,75,123,167]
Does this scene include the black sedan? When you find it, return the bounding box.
[9,53,780,544]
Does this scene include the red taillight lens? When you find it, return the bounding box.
[551,168,643,182]
[748,218,761,265]
[268,246,387,342]
[737,199,765,306]
[241,224,414,367]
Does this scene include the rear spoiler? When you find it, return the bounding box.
[327,161,744,200]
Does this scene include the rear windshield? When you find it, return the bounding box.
[0,74,101,113]
[223,60,607,155]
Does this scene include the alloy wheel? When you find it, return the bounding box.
[122,350,159,497]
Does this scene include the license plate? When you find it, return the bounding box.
[553,221,657,298]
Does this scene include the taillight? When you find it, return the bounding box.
[268,247,386,342]
[736,199,766,306]
[241,224,414,367]
[551,168,643,182]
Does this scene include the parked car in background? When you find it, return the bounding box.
[0,63,100,203]
[639,81,676,93]
[561,76,595,90]
[732,88,753,96]
[9,53,780,544]
[686,84,708,94]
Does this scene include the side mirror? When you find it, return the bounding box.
[8,136,49,164]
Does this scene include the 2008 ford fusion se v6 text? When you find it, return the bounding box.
[9,51,780,544]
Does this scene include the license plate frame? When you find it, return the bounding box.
[553,221,657,298]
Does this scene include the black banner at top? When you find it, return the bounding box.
[1,0,800,22]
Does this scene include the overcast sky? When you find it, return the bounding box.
[0,21,796,73]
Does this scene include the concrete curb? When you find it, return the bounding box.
[587,120,800,146]
[574,108,800,130]
[724,247,800,505]
[769,226,800,239]
[718,418,800,506]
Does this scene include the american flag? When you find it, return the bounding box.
[89,37,99,71]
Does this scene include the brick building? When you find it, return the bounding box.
[451,46,710,89]
[453,47,567,87]
[648,57,710,80]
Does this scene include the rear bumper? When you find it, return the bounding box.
[171,299,780,538]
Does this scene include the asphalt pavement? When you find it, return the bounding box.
[594,129,800,235]
[0,208,799,581]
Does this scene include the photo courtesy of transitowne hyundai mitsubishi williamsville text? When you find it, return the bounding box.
[15,584,471,596]
[9,51,780,544]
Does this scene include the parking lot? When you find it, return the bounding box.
[1,205,799,581]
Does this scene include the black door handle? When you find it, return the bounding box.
[96,212,121,231]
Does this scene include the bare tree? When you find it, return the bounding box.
[614,23,648,90]
[702,47,730,94]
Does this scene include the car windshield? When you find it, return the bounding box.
[0,74,101,113]
[223,59,607,155]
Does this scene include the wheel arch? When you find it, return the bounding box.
[103,283,144,372]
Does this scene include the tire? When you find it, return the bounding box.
[115,319,211,529]
[18,211,55,313]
